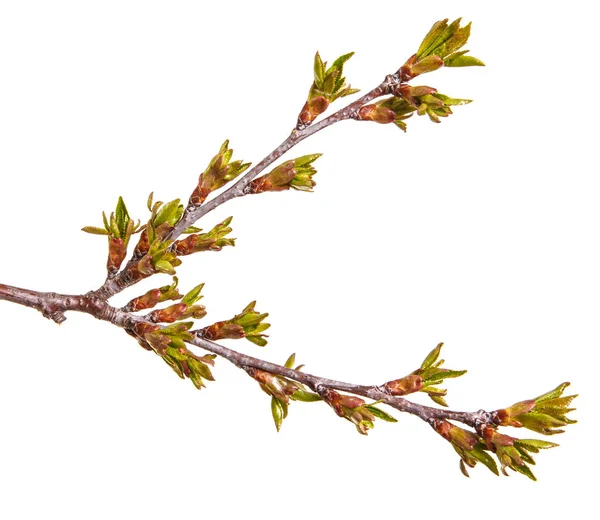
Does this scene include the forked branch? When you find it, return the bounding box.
[0,18,576,481]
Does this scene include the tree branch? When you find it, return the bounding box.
[0,280,485,429]
[2,20,577,480]
[91,77,397,301]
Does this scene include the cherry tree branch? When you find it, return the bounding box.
[0,281,486,428]
[91,76,398,301]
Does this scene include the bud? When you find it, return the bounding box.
[131,321,160,338]
[249,155,320,194]
[356,104,397,124]
[107,237,126,273]
[174,217,235,256]
[298,96,330,126]
[202,321,245,340]
[189,141,250,206]
[200,301,269,346]
[431,419,478,451]
[492,382,577,435]
[148,302,188,323]
[383,374,423,396]
[133,229,149,256]
[297,51,358,128]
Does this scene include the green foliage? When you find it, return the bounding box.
[173,217,235,256]
[298,52,359,126]
[493,382,577,434]
[201,301,270,346]
[249,154,321,193]
[82,196,143,272]
[413,18,484,72]
[189,140,251,206]
[384,343,466,406]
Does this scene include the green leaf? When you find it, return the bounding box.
[284,353,296,369]
[421,342,443,370]
[445,54,485,67]
[188,358,214,381]
[246,335,268,347]
[81,226,109,235]
[515,439,560,451]
[313,52,325,87]
[512,462,537,481]
[291,389,322,402]
[516,412,568,434]
[422,18,462,58]
[471,444,500,475]
[183,226,203,234]
[295,153,322,167]
[147,192,154,211]
[422,368,467,383]
[328,52,354,75]
[365,405,397,422]
[115,196,130,238]
[182,283,205,306]
[535,382,571,403]
[429,394,448,407]
[154,199,181,227]
[271,397,284,432]
[416,19,449,59]
[154,260,176,275]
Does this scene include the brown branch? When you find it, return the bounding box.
[91,75,400,301]
[0,280,489,430]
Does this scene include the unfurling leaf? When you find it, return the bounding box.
[298,51,358,127]
[492,382,577,435]
[200,301,269,346]
[189,141,251,206]
[249,154,321,194]
[402,18,484,81]
[174,217,235,255]
[271,397,284,432]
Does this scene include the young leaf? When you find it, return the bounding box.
[271,397,284,432]
[365,405,397,422]
[81,226,109,235]
[421,342,443,370]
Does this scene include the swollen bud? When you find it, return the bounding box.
[356,104,397,124]
[383,374,423,396]
[298,96,330,127]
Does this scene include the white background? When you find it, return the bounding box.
[0,1,598,518]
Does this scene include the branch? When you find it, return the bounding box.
[1,18,577,481]
[0,280,485,429]
[91,78,395,301]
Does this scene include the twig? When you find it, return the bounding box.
[0,281,484,428]
[91,76,398,301]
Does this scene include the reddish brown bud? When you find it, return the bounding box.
[189,185,211,206]
[107,237,126,273]
[249,161,297,194]
[298,96,330,126]
[357,104,396,124]
[131,321,160,337]
[202,321,245,340]
[432,419,478,451]
[126,288,162,312]
[133,229,149,256]
[173,234,199,256]
[384,374,423,396]
[481,425,515,451]
[148,302,188,323]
